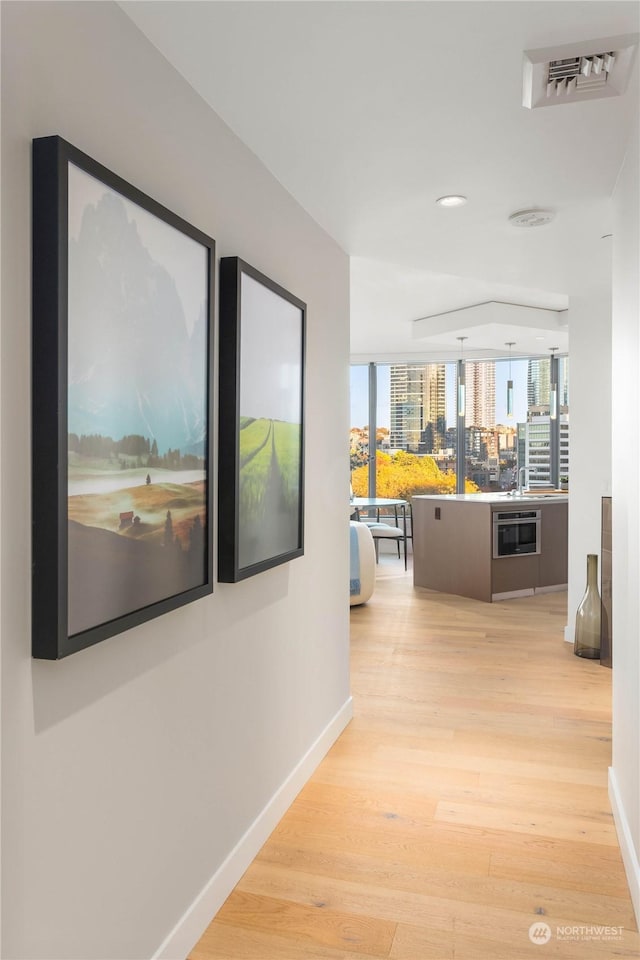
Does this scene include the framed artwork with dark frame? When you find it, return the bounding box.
[218,258,306,582]
[32,135,215,659]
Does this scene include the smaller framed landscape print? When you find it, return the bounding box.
[218,258,306,582]
[32,136,215,659]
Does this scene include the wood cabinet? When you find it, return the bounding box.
[413,496,568,602]
[412,498,492,601]
[600,496,612,668]
[491,553,539,597]
[538,501,569,587]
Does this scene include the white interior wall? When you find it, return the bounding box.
[0,7,3,950]
[565,290,612,642]
[610,111,640,923]
[0,3,351,958]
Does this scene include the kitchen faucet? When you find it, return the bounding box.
[517,466,528,496]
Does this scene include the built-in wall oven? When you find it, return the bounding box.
[493,509,541,558]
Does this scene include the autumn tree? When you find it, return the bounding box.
[351,451,479,500]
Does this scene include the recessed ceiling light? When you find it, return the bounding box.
[436,195,467,207]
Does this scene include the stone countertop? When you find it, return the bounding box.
[412,492,569,505]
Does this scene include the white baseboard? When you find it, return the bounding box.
[564,623,573,643]
[492,588,535,601]
[152,696,354,960]
[493,584,568,602]
[608,766,640,928]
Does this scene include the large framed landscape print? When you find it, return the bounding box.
[218,258,305,582]
[32,136,215,659]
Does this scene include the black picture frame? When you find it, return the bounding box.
[32,136,215,659]
[218,258,306,582]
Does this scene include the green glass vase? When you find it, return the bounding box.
[574,554,601,659]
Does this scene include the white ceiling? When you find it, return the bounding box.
[121,1,639,359]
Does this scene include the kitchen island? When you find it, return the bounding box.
[412,493,568,602]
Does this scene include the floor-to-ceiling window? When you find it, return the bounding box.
[349,365,369,492]
[518,355,570,489]
[350,355,569,497]
[351,360,460,498]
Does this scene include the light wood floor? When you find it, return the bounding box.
[190,558,638,959]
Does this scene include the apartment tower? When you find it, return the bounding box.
[527,357,551,408]
[390,363,446,451]
[465,360,496,428]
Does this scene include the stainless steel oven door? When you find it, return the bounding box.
[493,510,541,558]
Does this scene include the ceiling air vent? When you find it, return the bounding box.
[509,209,555,228]
[523,33,638,109]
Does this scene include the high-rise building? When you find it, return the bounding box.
[558,357,569,407]
[422,363,446,451]
[389,363,446,451]
[518,412,570,487]
[389,364,424,450]
[527,358,551,408]
[424,363,446,429]
[465,361,496,428]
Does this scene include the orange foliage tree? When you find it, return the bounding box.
[351,451,479,501]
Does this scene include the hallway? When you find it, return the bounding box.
[191,566,638,959]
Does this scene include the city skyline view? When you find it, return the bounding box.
[350,357,570,495]
[350,360,531,431]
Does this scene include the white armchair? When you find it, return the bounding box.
[349,521,376,606]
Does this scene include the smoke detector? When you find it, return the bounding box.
[523,33,638,108]
[509,209,555,228]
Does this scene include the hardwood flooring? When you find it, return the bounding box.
[190,559,638,959]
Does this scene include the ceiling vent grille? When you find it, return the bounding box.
[523,34,638,109]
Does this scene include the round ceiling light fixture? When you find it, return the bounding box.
[436,195,467,207]
[509,208,555,227]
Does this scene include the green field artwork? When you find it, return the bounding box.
[218,264,304,581]
[238,416,301,569]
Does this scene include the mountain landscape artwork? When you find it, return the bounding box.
[66,162,210,638]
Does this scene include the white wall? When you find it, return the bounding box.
[565,290,612,641]
[610,109,640,922]
[0,6,3,950]
[0,3,351,958]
